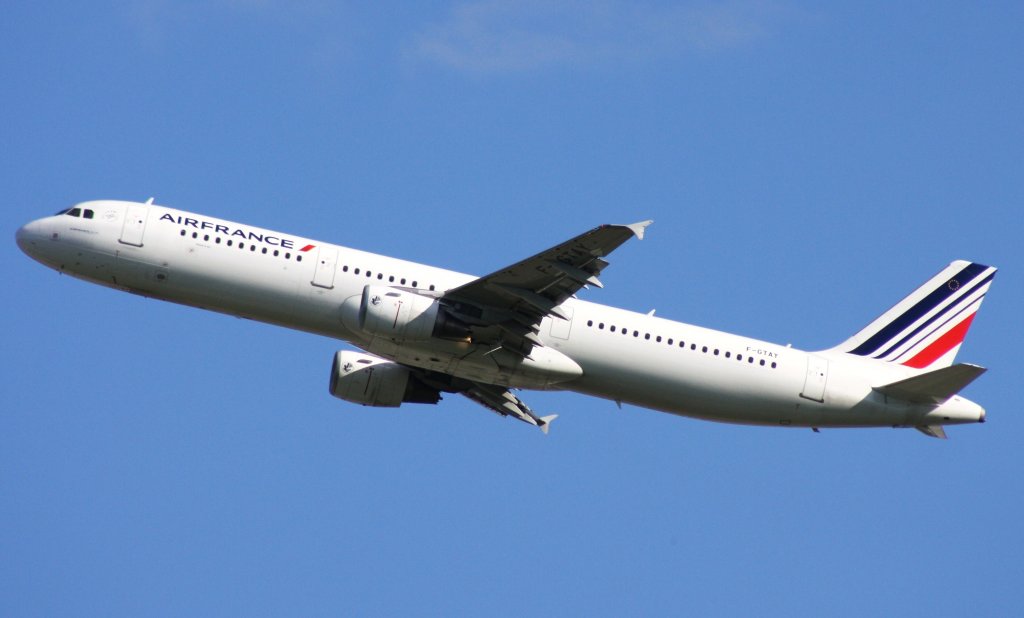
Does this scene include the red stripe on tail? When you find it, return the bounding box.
[902,313,977,369]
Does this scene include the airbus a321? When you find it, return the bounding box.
[17,199,996,438]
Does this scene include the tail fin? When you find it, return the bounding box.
[833,261,996,370]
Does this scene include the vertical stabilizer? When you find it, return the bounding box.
[833,261,996,370]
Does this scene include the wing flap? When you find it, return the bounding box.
[461,383,556,433]
[444,220,650,313]
[441,220,651,347]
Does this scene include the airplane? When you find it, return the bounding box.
[16,199,996,438]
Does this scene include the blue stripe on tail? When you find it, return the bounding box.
[872,272,993,359]
[848,262,989,357]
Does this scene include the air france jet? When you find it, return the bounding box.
[16,199,995,438]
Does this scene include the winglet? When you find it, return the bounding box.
[624,220,653,240]
[538,414,558,435]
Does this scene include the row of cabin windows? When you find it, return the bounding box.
[180,229,304,261]
[182,227,440,292]
[585,319,778,369]
[340,264,437,291]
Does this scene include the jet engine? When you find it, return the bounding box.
[340,285,470,341]
[328,350,441,407]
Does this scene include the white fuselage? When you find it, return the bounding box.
[16,200,985,431]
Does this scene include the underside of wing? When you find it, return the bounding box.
[461,383,558,434]
[411,368,557,433]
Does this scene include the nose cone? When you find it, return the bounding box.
[15,223,31,252]
[16,219,47,262]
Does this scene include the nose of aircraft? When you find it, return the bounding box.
[16,222,32,252]
[16,218,46,259]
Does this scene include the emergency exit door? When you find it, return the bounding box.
[311,247,338,289]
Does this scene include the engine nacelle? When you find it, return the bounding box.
[340,285,469,341]
[328,350,441,407]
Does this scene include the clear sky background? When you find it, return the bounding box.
[3,2,1022,616]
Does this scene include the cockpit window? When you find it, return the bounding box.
[83,209,94,219]
[55,208,71,215]
[67,208,82,217]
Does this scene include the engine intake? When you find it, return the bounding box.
[328,350,441,407]
[340,285,470,341]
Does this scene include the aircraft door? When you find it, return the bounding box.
[311,246,339,289]
[119,203,149,247]
[800,355,829,402]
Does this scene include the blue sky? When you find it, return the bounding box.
[3,2,1022,615]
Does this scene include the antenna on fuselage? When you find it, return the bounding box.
[144,197,155,205]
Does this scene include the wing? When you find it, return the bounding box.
[440,220,652,356]
[461,383,558,434]
[411,368,559,433]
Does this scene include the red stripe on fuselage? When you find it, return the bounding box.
[902,313,977,369]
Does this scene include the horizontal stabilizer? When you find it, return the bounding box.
[915,425,948,439]
[875,363,986,404]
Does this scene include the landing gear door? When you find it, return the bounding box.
[119,203,149,247]
[311,246,338,289]
[800,355,829,403]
